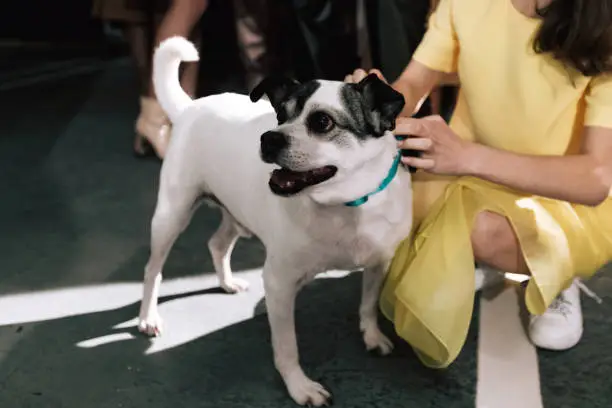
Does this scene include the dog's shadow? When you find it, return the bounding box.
[0,272,481,408]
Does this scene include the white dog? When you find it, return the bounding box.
[138,37,414,406]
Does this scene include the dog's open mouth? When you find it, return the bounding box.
[269,166,337,196]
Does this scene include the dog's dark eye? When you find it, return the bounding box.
[307,111,335,134]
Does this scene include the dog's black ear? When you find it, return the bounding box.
[249,76,301,109]
[355,73,405,137]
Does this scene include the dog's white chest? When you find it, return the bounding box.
[298,192,411,271]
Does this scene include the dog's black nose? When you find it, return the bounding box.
[260,131,289,163]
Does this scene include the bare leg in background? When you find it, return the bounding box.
[134,0,209,159]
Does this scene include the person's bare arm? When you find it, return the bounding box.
[398,116,612,207]
[345,61,453,118]
[466,125,612,206]
[391,60,450,117]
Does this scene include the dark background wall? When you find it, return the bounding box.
[0,0,453,117]
[0,1,106,42]
[0,0,246,96]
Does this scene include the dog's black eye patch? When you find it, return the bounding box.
[306,110,335,134]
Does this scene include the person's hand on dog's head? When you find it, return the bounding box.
[344,68,387,84]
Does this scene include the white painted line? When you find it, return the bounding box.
[476,287,543,408]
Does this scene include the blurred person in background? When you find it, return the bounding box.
[364,0,458,119]
[93,0,208,159]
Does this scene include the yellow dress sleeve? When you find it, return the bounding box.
[412,0,458,73]
[585,74,612,128]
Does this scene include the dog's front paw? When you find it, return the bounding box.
[220,277,250,294]
[363,326,394,356]
[286,372,332,406]
[138,313,163,337]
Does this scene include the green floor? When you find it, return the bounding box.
[0,57,610,408]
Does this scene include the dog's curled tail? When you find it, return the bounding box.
[152,36,199,122]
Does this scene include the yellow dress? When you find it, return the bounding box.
[381,0,612,368]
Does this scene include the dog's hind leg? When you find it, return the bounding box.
[359,264,394,355]
[138,190,197,337]
[208,208,250,293]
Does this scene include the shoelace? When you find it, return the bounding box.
[549,280,603,317]
[575,279,603,304]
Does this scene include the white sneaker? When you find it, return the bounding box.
[528,279,601,351]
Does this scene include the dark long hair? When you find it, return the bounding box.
[533,0,612,76]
